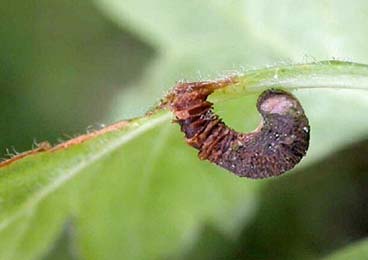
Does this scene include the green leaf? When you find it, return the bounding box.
[0,110,258,260]
[1,61,368,260]
[323,238,368,260]
[96,0,368,166]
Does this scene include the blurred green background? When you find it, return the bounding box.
[1,0,368,259]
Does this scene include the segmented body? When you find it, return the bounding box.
[168,80,310,179]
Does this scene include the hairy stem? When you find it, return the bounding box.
[209,60,368,102]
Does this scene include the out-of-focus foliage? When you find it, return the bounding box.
[1,1,368,260]
[324,238,368,260]
[0,0,154,153]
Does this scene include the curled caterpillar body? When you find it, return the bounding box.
[168,80,310,179]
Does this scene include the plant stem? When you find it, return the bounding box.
[210,60,368,102]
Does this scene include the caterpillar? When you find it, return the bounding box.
[167,80,310,179]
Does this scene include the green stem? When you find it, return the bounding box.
[210,60,368,102]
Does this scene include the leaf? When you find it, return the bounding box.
[1,61,368,260]
[95,0,368,59]
[323,238,368,260]
[96,0,368,165]
[0,110,258,260]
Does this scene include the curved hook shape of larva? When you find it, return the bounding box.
[168,80,310,179]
